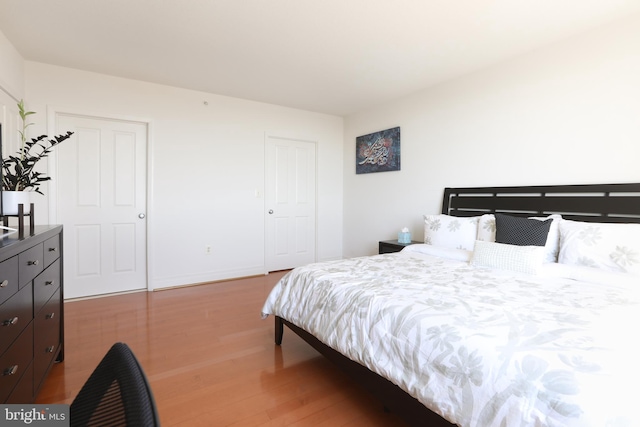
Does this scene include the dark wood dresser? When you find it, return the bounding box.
[0,225,63,403]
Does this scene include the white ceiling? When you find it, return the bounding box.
[1,0,639,116]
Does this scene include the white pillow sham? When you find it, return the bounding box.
[477,214,561,263]
[477,214,497,242]
[471,240,546,275]
[558,219,640,276]
[423,214,479,251]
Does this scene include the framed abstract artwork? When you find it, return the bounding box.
[356,126,400,174]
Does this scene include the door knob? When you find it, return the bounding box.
[268,210,274,214]
[138,213,146,219]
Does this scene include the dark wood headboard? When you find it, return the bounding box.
[442,183,640,224]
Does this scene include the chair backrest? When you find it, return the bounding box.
[70,342,160,427]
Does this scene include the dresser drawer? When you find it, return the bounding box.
[33,260,60,315]
[0,283,33,356]
[0,322,33,402]
[5,360,32,403]
[0,256,19,306]
[18,243,44,288]
[34,289,61,388]
[43,235,61,268]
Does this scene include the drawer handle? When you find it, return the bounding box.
[48,247,58,252]
[3,365,18,376]
[28,260,40,266]
[46,346,55,353]
[0,279,8,288]
[2,317,18,326]
[45,280,55,286]
[46,312,55,320]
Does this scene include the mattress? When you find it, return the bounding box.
[261,246,640,427]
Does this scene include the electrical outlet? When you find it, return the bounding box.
[205,245,211,255]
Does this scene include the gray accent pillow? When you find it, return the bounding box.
[495,213,552,246]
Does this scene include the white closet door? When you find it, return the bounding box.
[55,114,147,299]
[265,135,317,271]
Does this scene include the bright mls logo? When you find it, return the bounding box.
[2,405,69,426]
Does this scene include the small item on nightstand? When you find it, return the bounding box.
[397,227,411,243]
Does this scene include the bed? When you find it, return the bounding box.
[261,183,640,427]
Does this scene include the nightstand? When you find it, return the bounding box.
[378,240,421,254]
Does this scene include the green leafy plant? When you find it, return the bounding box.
[1,100,73,194]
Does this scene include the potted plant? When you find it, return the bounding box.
[1,100,73,215]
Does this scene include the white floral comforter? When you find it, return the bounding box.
[261,249,640,427]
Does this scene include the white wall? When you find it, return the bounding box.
[343,13,640,258]
[0,29,24,100]
[0,29,24,230]
[24,63,344,290]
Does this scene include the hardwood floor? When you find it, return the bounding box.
[36,272,408,426]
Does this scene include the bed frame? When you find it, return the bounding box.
[442,182,640,223]
[275,182,640,427]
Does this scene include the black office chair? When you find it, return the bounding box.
[70,342,160,427]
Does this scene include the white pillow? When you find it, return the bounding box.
[477,214,496,242]
[423,214,479,251]
[471,240,546,275]
[558,219,640,276]
[476,214,561,263]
